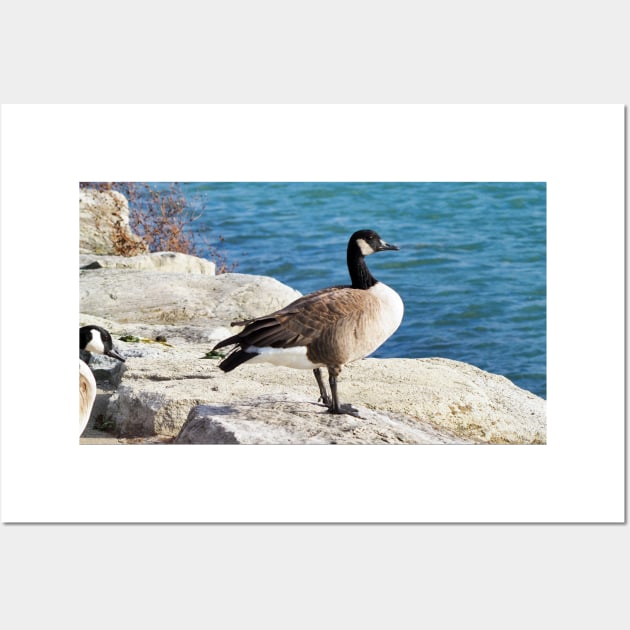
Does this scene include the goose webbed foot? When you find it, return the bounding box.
[323,366,361,416]
[327,402,360,417]
[313,366,360,417]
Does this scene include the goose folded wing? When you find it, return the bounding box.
[248,287,371,349]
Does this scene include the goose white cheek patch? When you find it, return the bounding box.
[84,330,106,354]
[356,238,374,256]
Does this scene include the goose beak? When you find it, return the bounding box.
[106,348,126,362]
[378,240,399,252]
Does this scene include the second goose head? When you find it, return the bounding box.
[80,325,126,362]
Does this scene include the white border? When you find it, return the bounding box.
[0,104,624,522]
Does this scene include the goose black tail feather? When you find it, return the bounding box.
[213,335,240,351]
[218,349,259,372]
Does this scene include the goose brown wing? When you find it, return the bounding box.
[220,286,364,350]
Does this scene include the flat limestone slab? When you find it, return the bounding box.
[80,270,301,326]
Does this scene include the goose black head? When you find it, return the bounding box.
[79,325,126,362]
[350,229,400,256]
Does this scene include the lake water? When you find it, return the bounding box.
[174,182,546,398]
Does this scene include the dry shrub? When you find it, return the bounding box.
[110,215,148,257]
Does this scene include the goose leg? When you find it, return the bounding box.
[327,366,359,416]
[313,368,332,407]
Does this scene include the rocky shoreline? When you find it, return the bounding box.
[79,189,546,445]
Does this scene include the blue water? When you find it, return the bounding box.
[175,182,546,398]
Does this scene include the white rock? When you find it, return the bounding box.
[175,396,469,445]
[80,251,215,275]
[79,270,301,327]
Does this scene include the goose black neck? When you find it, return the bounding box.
[347,242,378,289]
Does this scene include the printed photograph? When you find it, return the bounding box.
[79,182,546,445]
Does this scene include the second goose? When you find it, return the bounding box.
[212,229,404,415]
[79,325,126,436]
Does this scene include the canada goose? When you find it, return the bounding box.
[213,229,404,415]
[79,325,125,435]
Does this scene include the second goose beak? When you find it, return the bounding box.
[106,348,126,362]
